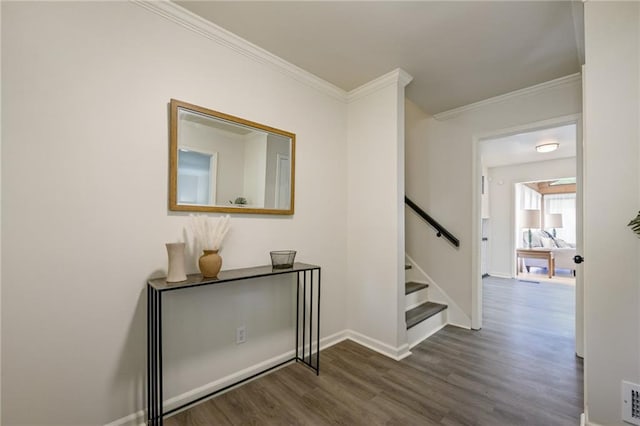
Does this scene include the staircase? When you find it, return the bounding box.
[404,263,448,348]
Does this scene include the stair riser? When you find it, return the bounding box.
[407,309,447,349]
[405,289,429,311]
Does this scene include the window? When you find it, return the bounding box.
[544,193,576,244]
[519,184,541,210]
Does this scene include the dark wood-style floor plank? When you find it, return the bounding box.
[165,276,583,425]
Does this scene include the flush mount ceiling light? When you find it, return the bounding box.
[536,142,559,153]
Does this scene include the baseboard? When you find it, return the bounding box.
[582,410,605,426]
[104,411,145,426]
[345,329,412,361]
[448,322,471,330]
[104,330,349,426]
[487,272,512,279]
[104,351,297,426]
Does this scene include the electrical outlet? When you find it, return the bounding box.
[623,380,640,425]
[236,326,246,344]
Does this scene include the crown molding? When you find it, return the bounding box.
[347,68,413,103]
[433,72,582,121]
[132,0,347,102]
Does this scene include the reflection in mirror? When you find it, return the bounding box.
[177,148,217,205]
[169,100,295,215]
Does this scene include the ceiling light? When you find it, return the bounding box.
[536,142,559,153]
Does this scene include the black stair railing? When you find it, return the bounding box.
[405,196,460,248]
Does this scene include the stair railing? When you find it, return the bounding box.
[405,196,460,248]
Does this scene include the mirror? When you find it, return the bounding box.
[169,99,295,215]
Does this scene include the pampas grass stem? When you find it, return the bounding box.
[189,214,231,251]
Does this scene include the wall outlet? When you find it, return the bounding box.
[622,380,640,425]
[236,326,246,344]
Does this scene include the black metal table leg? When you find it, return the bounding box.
[296,272,300,361]
[309,271,313,367]
[147,285,151,424]
[147,264,320,422]
[148,286,163,425]
[316,269,321,375]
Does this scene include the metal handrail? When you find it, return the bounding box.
[405,196,460,248]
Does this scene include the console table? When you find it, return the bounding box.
[147,262,321,425]
[516,248,554,278]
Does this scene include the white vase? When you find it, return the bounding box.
[166,243,187,282]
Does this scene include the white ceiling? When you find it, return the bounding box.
[176,1,584,115]
[481,123,576,168]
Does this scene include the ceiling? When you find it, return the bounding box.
[481,123,576,168]
[176,1,584,115]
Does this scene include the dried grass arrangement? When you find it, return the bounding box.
[628,211,640,237]
[189,214,231,251]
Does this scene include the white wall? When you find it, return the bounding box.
[487,158,576,277]
[1,2,348,424]
[346,70,410,356]
[242,132,268,207]
[405,76,581,326]
[0,1,3,421]
[583,4,640,424]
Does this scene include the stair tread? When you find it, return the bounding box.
[406,302,447,329]
[405,264,412,270]
[405,281,429,295]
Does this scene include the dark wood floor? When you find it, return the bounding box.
[165,276,583,425]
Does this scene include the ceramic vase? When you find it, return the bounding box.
[199,249,222,278]
[166,243,187,283]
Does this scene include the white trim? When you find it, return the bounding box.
[104,330,349,426]
[447,322,471,330]
[131,0,346,102]
[274,153,289,209]
[345,330,412,361]
[347,68,413,103]
[585,419,604,426]
[405,254,472,329]
[104,411,144,426]
[471,127,483,330]
[162,354,291,412]
[475,114,583,142]
[104,351,297,426]
[487,272,512,279]
[434,73,582,121]
[407,311,448,349]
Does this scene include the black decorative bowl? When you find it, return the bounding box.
[270,250,296,269]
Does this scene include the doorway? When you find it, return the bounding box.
[473,115,583,357]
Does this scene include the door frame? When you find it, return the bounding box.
[471,113,583,356]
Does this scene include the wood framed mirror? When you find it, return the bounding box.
[169,99,295,215]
